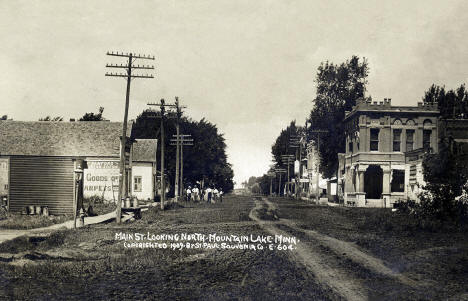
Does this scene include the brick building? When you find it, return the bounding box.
[338,98,439,207]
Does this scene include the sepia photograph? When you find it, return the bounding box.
[0,1,467,300]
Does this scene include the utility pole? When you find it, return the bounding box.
[148,99,177,210]
[275,168,286,196]
[172,97,187,202]
[281,154,295,197]
[309,129,328,203]
[289,135,301,199]
[170,134,193,199]
[106,51,154,223]
[267,171,276,196]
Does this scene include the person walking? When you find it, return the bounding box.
[186,186,192,202]
[206,187,212,203]
[213,187,219,202]
[192,186,199,202]
[219,189,223,202]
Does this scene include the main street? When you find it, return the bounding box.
[1,195,466,300]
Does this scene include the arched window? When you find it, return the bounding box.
[406,119,415,126]
[423,119,432,129]
[393,119,402,125]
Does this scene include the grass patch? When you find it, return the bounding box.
[0,213,71,230]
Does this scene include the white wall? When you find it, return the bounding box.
[83,160,120,202]
[131,162,154,200]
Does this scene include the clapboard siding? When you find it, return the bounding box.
[10,157,74,215]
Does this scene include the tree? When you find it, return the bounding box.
[80,107,105,121]
[308,56,370,178]
[1,115,8,120]
[131,110,234,193]
[39,116,63,121]
[423,84,468,119]
[420,141,468,222]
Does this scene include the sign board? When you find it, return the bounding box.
[0,158,8,196]
[83,160,120,202]
[294,160,300,175]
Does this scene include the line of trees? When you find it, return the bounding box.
[132,110,234,194]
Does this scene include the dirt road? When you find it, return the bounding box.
[250,196,427,300]
[1,195,465,300]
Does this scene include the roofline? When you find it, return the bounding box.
[344,109,440,121]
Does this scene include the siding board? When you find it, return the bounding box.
[10,157,74,215]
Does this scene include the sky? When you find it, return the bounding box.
[1,0,467,187]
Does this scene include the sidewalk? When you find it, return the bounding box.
[0,210,116,244]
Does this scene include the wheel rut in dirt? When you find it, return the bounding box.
[250,196,368,301]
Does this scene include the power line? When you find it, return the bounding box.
[106,51,155,223]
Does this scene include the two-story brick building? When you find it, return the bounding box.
[338,98,439,207]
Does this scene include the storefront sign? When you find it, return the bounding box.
[0,158,8,196]
[84,160,120,201]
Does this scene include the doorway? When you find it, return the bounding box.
[364,165,383,199]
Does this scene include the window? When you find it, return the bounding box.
[391,170,405,192]
[406,130,414,151]
[393,129,401,152]
[370,128,379,151]
[134,176,142,192]
[423,130,431,149]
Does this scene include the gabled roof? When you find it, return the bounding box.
[0,121,132,157]
[132,139,157,162]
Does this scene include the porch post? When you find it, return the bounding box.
[382,165,391,208]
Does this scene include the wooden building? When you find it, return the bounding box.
[131,139,157,201]
[0,121,132,215]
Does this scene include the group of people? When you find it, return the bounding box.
[184,186,223,203]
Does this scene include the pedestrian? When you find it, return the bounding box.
[219,189,223,202]
[206,187,212,203]
[192,186,199,202]
[213,187,219,202]
[186,186,192,202]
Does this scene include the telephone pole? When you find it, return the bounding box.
[106,51,154,223]
[281,154,295,197]
[274,168,286,196]
[172,97,186,202]
[171,134,193,199]
[309,129,328,203]
[148,99,177,210]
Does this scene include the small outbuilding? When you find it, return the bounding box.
[131,139,158,201]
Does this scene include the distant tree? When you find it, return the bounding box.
[423,84,468,119]
[308,56,370,178]
[257,173,277,195]
[132,110,234,193]
[39,116,63,121]
[1,115,8,120]
[79,107,105,121]
[271,121,301,182]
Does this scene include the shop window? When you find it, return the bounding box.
[393,129,401,152]
[406,130,414,151]
[391,170,405,192]
[423,130,431,149]
[134,176,142,192]
[370,128,379,151]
